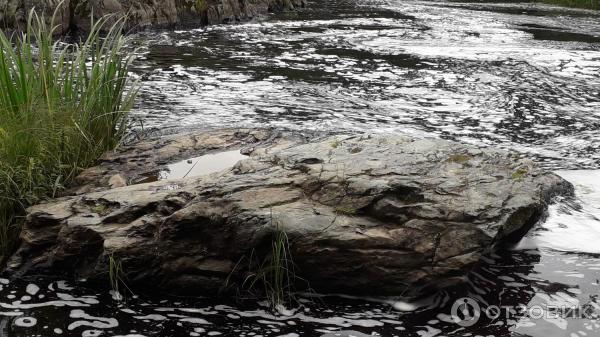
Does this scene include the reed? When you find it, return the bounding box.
[0,7,137,261]
[108,253,132,299]
[242,219,297,308]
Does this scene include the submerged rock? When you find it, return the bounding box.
[4,129,573,297]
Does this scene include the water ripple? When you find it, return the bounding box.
[131,0,600,170]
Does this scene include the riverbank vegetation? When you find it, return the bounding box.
[538,0,600,9]
[0,10,137,261]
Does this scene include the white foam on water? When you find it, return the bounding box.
[67,309,118,331]
[517,170,600,254]
[179,307,217,315]
[179,317,211,325]
[57,293,99,305]
[257,319,287,326]
[215,305,386,328]
[133,314,167,321]
[26,284,39,296]
[14,316,37,327]
[275,304,295,317]
[0,298,94,310]
[56,281,73,291]
[82,330,103,337]
[416,326,442,337]
[0,311,23,316]
[110,290,123,301]
[391,301,418,312]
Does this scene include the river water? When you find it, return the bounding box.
[3,0,600,336]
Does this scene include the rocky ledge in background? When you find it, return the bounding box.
[0,0,305,33]
[4,129,573,298]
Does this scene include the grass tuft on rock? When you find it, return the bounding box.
[0,8,137,261]
[244,224,296,307]
[238,214,304,308]
[334,207,357,216]
[108,253,132,300]
[446,154,471,165]
[195,0,209,12]
[511,167,529,180]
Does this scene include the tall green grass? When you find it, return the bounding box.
[241,218,298,308]
[0,8,137,261]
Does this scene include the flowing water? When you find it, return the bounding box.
[4,0,600,336]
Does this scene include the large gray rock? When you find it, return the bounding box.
[4,129,573,297]
[1,0,305,33]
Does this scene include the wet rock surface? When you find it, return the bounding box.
[4,129,573,297]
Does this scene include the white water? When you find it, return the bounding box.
[518,170,600,254]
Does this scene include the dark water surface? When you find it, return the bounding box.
[131,0,600,170]
[5,0,600,336]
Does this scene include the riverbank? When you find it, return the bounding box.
[0,0,306,34]
[538,0,600,9]
[0,0,308,264]
[0,14,137,262]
